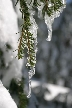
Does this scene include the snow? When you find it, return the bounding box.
[44,83,70,101]
[31,80,70,101]
[0,80,17,108]
[0,0,23,87]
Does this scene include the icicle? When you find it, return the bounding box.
[27,7,38,98]
[45,0,66,41]
[27,67,35,98]
[45,14,54,41]
[27,80,31,98]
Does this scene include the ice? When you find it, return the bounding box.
[26,8,38,98]
[27,80,31,98]
[44,0,66,41]
[27,0,66,98]
[38,2,44,18]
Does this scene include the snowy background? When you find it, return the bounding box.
[0,0,72,108]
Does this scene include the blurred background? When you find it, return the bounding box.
[11,0,72,108]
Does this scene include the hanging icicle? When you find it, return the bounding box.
[44,0,66,41]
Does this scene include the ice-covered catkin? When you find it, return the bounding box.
[44,0,66,41]
[27,8,38,98]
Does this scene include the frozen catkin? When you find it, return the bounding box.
[27,6,38,98]
[44,0,66,41]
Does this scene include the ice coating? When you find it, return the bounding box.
[27,9,38,98]
[45,0,66,41]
